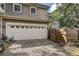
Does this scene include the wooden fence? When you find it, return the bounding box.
[48,28,79,44]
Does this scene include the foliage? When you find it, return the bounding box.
[0,36,14,53]
[0,3,4,15]
[1,34,14,43]
[0,40,4,53]
[51,3,79,28]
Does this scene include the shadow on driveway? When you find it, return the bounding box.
[14,39,57,48]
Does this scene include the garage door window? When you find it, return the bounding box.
[38,26,40,29]
[30,26,33,29]
[26,26,29,28]
[16,26,19,28]
[11,26,14,28]
[34,26,37,29]
[21,26,24,28]
[42,27,45,29]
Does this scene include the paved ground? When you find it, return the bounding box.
[0,39,76,56]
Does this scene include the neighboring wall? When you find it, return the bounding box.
[0,18,2,39]
[2,20,6,37]
[0,18,5,39]
[5,3,48,20]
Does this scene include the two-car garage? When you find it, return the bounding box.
[6,22,48,40]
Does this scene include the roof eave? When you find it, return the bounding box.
[0,15,52,23]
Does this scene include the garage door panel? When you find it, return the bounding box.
[6,22,47,40]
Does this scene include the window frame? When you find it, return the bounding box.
[13,3,22,13]
[30,6,37,15]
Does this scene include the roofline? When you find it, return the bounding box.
[38,3,52,8]
[22,3,50,9]
[36,3,51,9]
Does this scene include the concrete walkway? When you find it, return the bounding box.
[1,39,73,56]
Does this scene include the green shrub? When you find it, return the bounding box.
[1,36,14,43]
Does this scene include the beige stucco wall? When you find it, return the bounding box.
[5,3,48,20]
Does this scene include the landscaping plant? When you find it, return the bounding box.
[0,39,4,53]
[0,36,14,53]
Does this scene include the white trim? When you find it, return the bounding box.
[13,3,22,13]
[30,6,37,15]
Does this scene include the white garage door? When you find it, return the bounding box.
[6,22,47,40]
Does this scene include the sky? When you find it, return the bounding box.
[49,4,57,12]
[41,3,57,12]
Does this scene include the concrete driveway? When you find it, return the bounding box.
[1,39,73,56]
